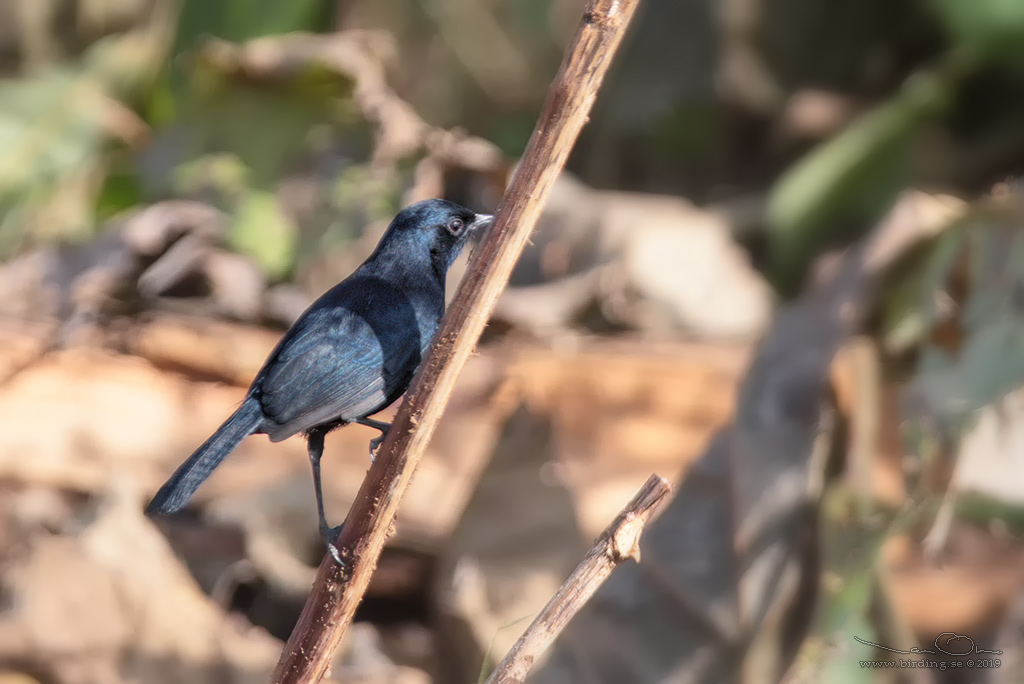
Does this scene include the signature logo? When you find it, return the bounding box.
[855,633,1003,657]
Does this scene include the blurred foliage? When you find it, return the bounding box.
[955,492,1024,537]
[794,188,1024,681]
[3,0,1024,288]
[2,1,1024,681]
[792,260,1024,681]
[931,0,1024,74]
[172,0,331,52]
[149,46,361,278]
[884,198,1024,428]
[229,188,298,280]
[342,0,580,156]
[765,0,1024,294]
[788,486,888,684]
[0,0,421,278]
[0,28,168,257]
[766,65,956,292]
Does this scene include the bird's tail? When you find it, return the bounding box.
[146,396,262,515]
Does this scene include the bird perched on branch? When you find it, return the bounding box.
[146,199,492,562]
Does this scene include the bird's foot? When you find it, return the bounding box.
[354,418,390,464]
[320,523,345,565]
[368,432,386,463]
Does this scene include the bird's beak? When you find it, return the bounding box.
[470,214,494,231]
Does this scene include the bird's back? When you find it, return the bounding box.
[253,272,444,441]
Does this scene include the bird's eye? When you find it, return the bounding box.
[446,217,465,235]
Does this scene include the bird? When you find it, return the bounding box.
[146,199,492,562]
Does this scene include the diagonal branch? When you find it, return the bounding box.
[485,474,672,684]
[271,1,645,682]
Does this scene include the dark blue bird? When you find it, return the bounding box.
[146,199,492,562]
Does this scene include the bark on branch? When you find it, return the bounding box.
[271,1,645,682]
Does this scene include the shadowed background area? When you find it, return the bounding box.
[2,0,1024,683]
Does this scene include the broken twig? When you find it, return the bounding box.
[485,474,672,684]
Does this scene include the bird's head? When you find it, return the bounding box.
[379,199,493,276]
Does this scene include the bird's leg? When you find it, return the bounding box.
[353,417,391,462]
[306,427,344,565]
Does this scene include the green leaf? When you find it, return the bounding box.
[96,170,144,220]
[788,486,889,684]
[173,153,250,197]
[880,221,966,352]
[766,66,956,293]
[0,36,149,256]
[959,316,1024,409]
[907,205,1024,423]
[172,0,329,56]
[932,0,1024,74]
[228,189,298,279]
[168,44,355,191]
[955,492,1024,535]
[167,0,331,98]
[200,85,330,189]
[223,0,329,43]
[0,69,104,198]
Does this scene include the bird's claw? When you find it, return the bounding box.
[326,543,344,566]
[320,523,345,565]
[368,434,385,462]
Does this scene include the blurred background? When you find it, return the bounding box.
[2,0,1024,682]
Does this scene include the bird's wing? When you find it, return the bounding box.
[256,304,423,440]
